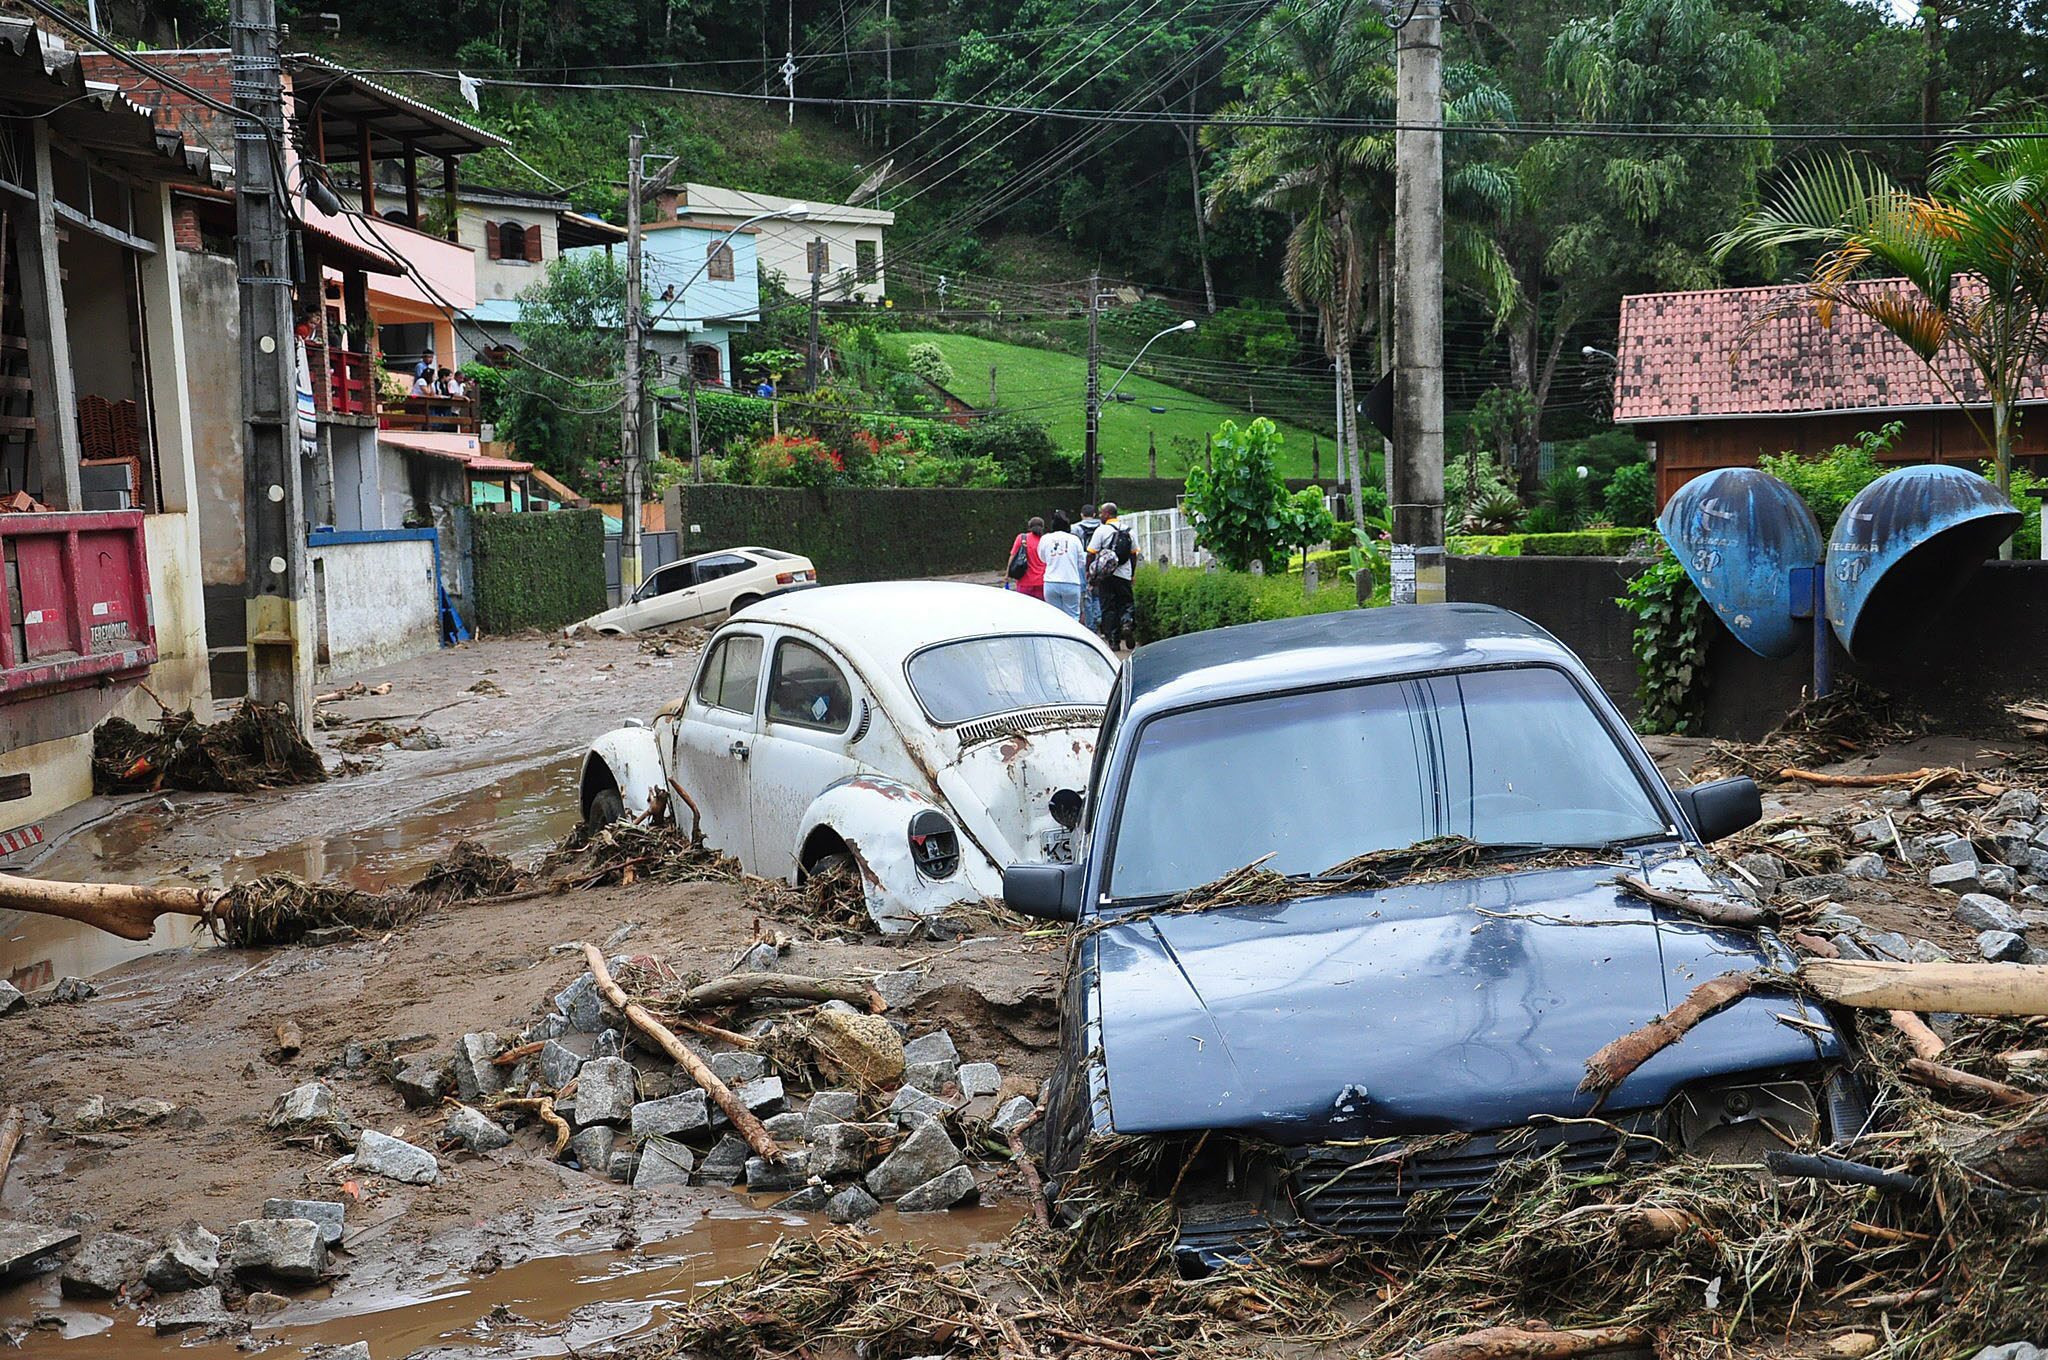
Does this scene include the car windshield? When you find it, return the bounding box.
[1107,666,1670,901]
[907,635,1114,725]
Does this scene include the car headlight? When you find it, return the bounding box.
[1669,1075,1822,1162]
[908,809,960,879]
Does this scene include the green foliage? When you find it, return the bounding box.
[1758,422,1902,532]
[1572,430,1651,496]
[1278,486,1346,561]
[1182,418,1296,573]
[1616,548,1715,735]
[934,416,1073,487]
[1449,529,1656,557]
[1469,489,1525,534]
[1538,465,1592,531]
[678,391,772,460]
[748,433,847,488]
[472,509,607,634]
[1447,451,1520,532]
[1990,461,2043,558]
[905,342,957,390]
[1200,302,1299,370]
[1603,462,1656,527]
[504,253,631,484]
[1133,565,1360,644]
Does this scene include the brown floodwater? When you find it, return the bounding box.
[1,1203,1019,1358]
[2,756,582,992]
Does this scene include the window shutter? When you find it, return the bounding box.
[525,223,542,261]
[484,220,501,260]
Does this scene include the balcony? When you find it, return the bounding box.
[0,509,157,700]
[380,394,479,435]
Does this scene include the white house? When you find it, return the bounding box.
[669,182,892,304]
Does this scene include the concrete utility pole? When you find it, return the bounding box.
[1391,0,1445,605]
[234,0,311,726]
[806,243,824,391]
[883,0,894,146]
[621,130,646,595]
[1083,271,1103,506]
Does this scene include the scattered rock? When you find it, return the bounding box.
[50,977,97,1003]
[555,973,607,1032]
[872,970,925,1010]
[574,1057,638,1126]
[630,1091,709,1139]
[60,1231,155,1298]
[696,1134,748,1186]
[775,1183,833,1212]
[1825,1332,1880,1360]
[142,1221,220,1291]
[568,1125,616,1174]
[1929,861,1985,894]
[807,1009,905,1087]
[634,1137,696,1188]
[267,1081,338,1129]
[1908,939,1952,963]
[904,1059,959,1094]
[1829,934,1875,962]
[636,1067,681,1101]
[1938,838,1981,866]
[1982,866,2021,897]
[352,1129,439,1185]
[607,1144,639,1183]
[452,1033,504,1102]
[808,1090,861,1126]
[866,1120,962,1200]
[990,1096,1038,1135]
[896,1164,979,1213]
[957,1063,1001,1098]
[1841,854,1888,881]
[902,1030,959,1066]
[762,1111,811,1142]
[746,1151,812,1192]
[1980,930,2030,962]
[1847,818,1894,848]
[1811,909,1865,935]
[708,1051,768,1085]
[243,1291,289,1315]
[230,1218,327,1283]
[888,1085,954,1127]
[147,1285,230,1335]
[308,1346,372,1360]
[1731,852,1785,888]
[1780,874,1849,902]
[826,1185,881,1223]
[812,1121,897,1179]
[0,980,24,1016]
[392,1056,451,1109]
[730,1076,786,1117]
[538,1039,586,1091]
[1969,1345,2043,1360]
[446,1104,513,1153]
[261,1199,344,1247]
[1958,893,2028,933]
[1992,790,2042,823]
[737,941,783,972]
[1865,931,1916,962]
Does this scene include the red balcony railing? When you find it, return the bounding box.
[329,346,374,417]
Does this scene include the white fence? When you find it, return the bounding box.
[1123,493,1346,571]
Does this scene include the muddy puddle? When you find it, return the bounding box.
[3,1202,1017,1358]
[3,757,581,991]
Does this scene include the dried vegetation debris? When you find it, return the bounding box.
[91,702,326,795]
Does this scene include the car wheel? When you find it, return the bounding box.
[584,787,627,836]
[730,594,761,615]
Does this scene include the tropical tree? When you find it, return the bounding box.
[505,251,632,484]
[1713,120,2048,519]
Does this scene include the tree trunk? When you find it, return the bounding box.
[1339,345,1366,537]
[1377,235,1394,507]
[1996,396,2015,560]
[1179,113,1217,316]
[1506,314,1542,494]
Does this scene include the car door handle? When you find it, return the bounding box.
[729,739,750,760]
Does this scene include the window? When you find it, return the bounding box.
[855,239,878,283]
[706,241,735,281]
[906,635,1115,725]
[806,239,830,276]
[497,220,535,261]
[1105,667,1668,900]
[694,633,763,713]
[695,554,750,583]
[635,562,698,601]
[768,640,853,732]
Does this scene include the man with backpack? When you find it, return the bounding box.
[1074,505,1104,631]
[1087,502,1138,650]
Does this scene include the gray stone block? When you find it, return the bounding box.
[575,1057,638,1126]
[695,1134,749,1186]
[1780,874,1849,902]
[896,1164,979,1213]
[353,1130,439,1185]
[60,1231,155,1298]
[555,973,606,1032]
[262,1199,344,1246]
[1939,838,1982,865]
[446,1103,512,1152]
[635,1137,696,1188]
[763,1111,811,1142]
[904,1059,959,1094]
[452,1032,502,1102]
[538,1039,585,1091]
[1828,934,1874,961]
[808,1090,861,1126]
[901,1030,959,1066]
[737,941,783,972]
[143,1221,220,1292]
[0,980,24,1016]
[990,1096,1038,1135]
[148,1285,229,1335]
[732,1076,786,1116]
[957,1063,1001,1098]
[1865,931,1916,962]
[1992,790,2042,823]
[811,1121,896,1179]
[866,1120,962,1200]
[774,1184,832,1212]
[708,1051,768,1085]
[826,1185,881,1223]
[1980,930,2029,962]
[1841,854,1888,881]
[887,1085,953,1127]
[1983,866,2021,897]
[569,1124,616,1174]
[1969,1343,2043,1360]
[1848,818,1893,848]
[1811,909,1865,935]
[746,1150,812,1192]
[393,1056,451,1109]
[608,1143,639,1183]
[1929,861,1984,893]
[51,977,96,1003]
[1957,893,2027,933]
[230,1218,328,1282]
[631,1091,710,1139]
[873,970,926,1010]
[268,1081,338,1129]
[1732,852,1785,886]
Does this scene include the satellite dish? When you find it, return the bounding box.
[1658,468,1822,659]
[1825,464,2020,660]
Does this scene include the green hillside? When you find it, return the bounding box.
[880,332,1328,480]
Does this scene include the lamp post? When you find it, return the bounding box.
[1086,318,1196,502]
[622,201,810,592]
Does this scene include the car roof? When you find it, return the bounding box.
[1123,603,1587,716]
[726,581,1106,666]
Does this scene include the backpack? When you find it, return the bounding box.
[1089,526,1134,582]
[1007,535,1032,580]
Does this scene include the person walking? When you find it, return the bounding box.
[1088,502,1138,650]
[1074,504,1104,631]
[1040,510,1084,622]
[1006,516,1047,599]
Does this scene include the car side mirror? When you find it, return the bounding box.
[1004,863,1081,922]
[1676,775,1761,842]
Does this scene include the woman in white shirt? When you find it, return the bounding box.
[1039,509,1085,621]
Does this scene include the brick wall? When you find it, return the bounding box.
[170,197,203,252]
[78,50,236,167]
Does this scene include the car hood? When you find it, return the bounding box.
[1090,857,1840,1143]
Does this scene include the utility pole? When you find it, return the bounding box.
[883,0,894,146]
[234,0,311,727]
[687,360,702,479]
[1391,0,1445,605]
[806,242,823,391]
[1084,271,1102,506]
[621,130,645,596]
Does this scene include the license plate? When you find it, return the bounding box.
[1041,829,1074,864]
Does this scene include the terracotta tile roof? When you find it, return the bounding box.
[1613,279,2048,422]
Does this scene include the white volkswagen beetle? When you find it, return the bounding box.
[578,582,1118,930]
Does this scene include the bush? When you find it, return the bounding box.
[1447,529,1656,557]
[749,433,845,488]
[472,509,606,634]
[2000,461,2044,558]
[688,391,772,457]
[1603,462,1656,527]
[1182,417,1294,572]
[1134,564,1358,643]
[904,342,956,390]
[934,416,1073,487]
[1759,422,1901,532]
[1537,465,1591,530]
[1446,452,1519,531]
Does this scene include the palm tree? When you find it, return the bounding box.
[1205,0,1395,536]
[1714,120,2048,522]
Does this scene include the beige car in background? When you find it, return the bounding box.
[573,546,818,635]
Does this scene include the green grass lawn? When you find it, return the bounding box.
[880,331,1327,478]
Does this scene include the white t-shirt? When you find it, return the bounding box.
[1040,529,1082,585]
[1089,521,1135,580]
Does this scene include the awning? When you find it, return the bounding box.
[559,210,627,248]
[379,430,533,475]
[286,54,507,161]
[303,218,405,276]
[0,22,225,189]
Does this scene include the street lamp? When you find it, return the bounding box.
[1087,318,1196,502]
[1581,345,1618,364]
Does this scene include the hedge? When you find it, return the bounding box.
[1448,528,1656,557]
[472,508,608,633]
[1134,564,1358,644]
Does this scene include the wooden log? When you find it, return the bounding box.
[491,1040,546,1066]
[0,873,214,942]
[1776,767,1961,789]
[1888,1011,1946,1061]
[0,1105,22,1191]
[1942,1102,2048,1190]
[1800,960,2048,1016]
[272,1022,303,1060]
[497,1096,571,1157]
[583,945,784,1164]
[1901,1057,2035,1108]
[1612,874,1770,929]
[676,972,886,1014]
[1410,1324,1654,1360]
[1581,971,1760,1094]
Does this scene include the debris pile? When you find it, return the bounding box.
[92,703,325,795]
[1702,678,1917,783]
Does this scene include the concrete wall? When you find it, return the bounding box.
[459,205,559,303]
[180,250,244,586]
[308,531,442,678]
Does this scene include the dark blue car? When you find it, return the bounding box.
[1004,604,1861,1266]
